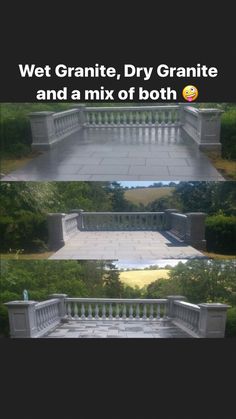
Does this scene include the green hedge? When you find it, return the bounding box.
[0,212,48,252]
[221,109,236,159]
[206,215,236,254]
[225,307,236,337]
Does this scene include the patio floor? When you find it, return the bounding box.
[2,127,223,181]
[44,319,193,338]
[49,231,205,260]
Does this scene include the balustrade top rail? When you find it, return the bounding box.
[66,298,168,304]
[85,105,180,112]
[173,300,200,312]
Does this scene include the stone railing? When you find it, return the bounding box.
[5,295,230,338]
[47,212,79,250]
[85,105,180,127]
[5,298,61,338]
[29,105,223,152]
[65,297,168,320]
[47,209,206,250]
[181,106,223,152]
[79,211,165,231]
[164,209,206,249]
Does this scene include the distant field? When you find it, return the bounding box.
[124,187,175,205]
[120,269,170,288]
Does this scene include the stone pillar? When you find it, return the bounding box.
[29,111,56,150]
[198,303,230,338]
[73,105,86,126]
[197,109,223,153]
[186,212,206,250]
[164,209,178,230]
[47,213,66,250]
[4,301,38,338]
[49,294,68,318]
[167,296,187,317]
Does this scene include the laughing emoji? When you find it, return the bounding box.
[182,85,198,102]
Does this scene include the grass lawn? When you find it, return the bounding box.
[124,187,175,205]
[205,152,236,180]
[0,152,42,176]
[202,252,236,260]
[120,269,170,288]
[0,252,53,260]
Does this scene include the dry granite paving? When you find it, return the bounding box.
[44,319,192,338]
[49,231,205,260]
[2,127,223,181]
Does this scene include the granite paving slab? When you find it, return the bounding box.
[1,127,223,181]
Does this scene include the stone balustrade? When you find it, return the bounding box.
[80,211,165,231]
[181,106,223,152]
[5,295,230,338]
[29,105,223,152]
[47,209,206,251]
[85,105,181,127]
[65,298,168,321]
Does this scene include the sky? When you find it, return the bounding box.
[115,259,187,270]
[119,181,179,188]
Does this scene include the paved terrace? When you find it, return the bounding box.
[44,319,191,338]
[5,296,229,339]
[2,105,224,181]
[48,210,207,260]
[49,231,204,260]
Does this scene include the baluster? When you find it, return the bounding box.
[149,304,154,320]
[88,304,92,319]
[92,112,96,125]
[157,304,161,319]
[116,303,120,319]
[95,303,99,319]
[81,303,85,320]
[110,112,114,125]
[37,310,42,330]
[168,110,172,125]
[109,303,113,319]
[116,112,120,125]
[135,304,140,319]
[163,303,167,319]
[122,304,127,319]
[74,302,78,319]
[136,111,139,125]
[142,111,146,125]
[67,302,72,319]
[129,304,133,319]
[123,112,127,125]
[104,112,108,125]
[102,304,106,319]
[148,111,152,125]
[129,112,133,125]
[98,112,102,125]
[143,304,147,320]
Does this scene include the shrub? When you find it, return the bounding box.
[0,305,10,337]
[0,212,48,252]
[225,307,236,337]
[221,109,236,160]
[206,215,236,254]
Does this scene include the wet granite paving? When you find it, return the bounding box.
[2,127,223,181]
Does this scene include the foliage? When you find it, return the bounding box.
[0,103,72,157]
[225,307,236,337]
[206,215,236,254]
[174,181,236,215]
[221,109,236,159]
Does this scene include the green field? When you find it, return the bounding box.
[124,187,175,205]
[120,269,170,288]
